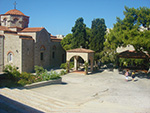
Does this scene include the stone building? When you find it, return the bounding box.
[0,9,65,72]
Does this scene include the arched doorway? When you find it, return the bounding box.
[67,48,95,74]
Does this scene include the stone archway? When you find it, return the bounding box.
[67,48,95,73]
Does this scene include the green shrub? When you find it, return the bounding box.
[60,62,74,69]
[17,79,30,86]
[34,65,45,75]
[60,70,67,75]
[60,63,66,69]
[4,65,20,81]
[49,70,61,79]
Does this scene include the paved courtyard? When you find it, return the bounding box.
[30,69,150,113]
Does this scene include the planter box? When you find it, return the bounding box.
[24,78,62,89]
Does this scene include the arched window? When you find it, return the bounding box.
[7,52,13,62]
[3,18,7,26]
[13,18,18,24]
[52,45,56,59]
[40,45,46,61]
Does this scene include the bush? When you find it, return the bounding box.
[2,65,61,87]
[49,70,61,80]
[19,72,36,83]
[60,62,74,69]
[60,63,66,69]
[17,79,30,86]
[60,70,67,75]
[4,65,20,81]
[34,65,45,75]
[40,69,61,81]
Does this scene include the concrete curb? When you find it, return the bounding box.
[24,78,62,89]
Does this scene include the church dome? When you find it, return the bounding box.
[5,9,25,16]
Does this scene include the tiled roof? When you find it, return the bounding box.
[5,9,26,16]
[21,27,44,32]
[118,50,150,59]
[67,48,95,53]
[18,34,32,38]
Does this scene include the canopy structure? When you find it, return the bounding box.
[118,50,150,71]
[67,48,95,73]
[118,50,150,59]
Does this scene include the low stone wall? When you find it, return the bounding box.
[24,78,62,89]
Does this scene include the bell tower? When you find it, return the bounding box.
[0,2,29,29]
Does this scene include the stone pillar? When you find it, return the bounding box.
[74,56,78,71]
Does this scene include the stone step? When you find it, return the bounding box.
[20,88,69,107]
[0,88,80,112]
[0,88,60,112]
[12,88,66,108]
[0,94,43,113]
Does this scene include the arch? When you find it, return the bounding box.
[40,45,46,61]
[7,51,14,62]
[13,17,19,23]
[3,18,7,26]
[67,48,95,74]
[40,45,46,51]
[7,51,14,55]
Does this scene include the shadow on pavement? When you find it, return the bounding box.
[0,94,44,113]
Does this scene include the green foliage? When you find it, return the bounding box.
[2,65,61,87]
[102,6,150,64]
[119,58,148,69]
[84,62,89,71]
[61,33,73,50]
[71,17,87,48]
[48,70,61,80]
[4,65,21,81]
[60,63,66,69]
[89,18,107,53]
[60,70,67,75]
[34,65,45,76]
[60,62,74,69]
[40,70,61,80]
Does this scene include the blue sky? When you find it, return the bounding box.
[0,0,150,35]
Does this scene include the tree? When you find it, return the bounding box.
[102,6,150,64]
[89,18,107,52]
[85,27,91,49]
[61,33,72,50]
[71,17,87,49]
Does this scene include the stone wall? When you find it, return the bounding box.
[34,29,51,69]
[1,15,29,28]
[50,42,66,68]
[22,39,34,72]
[0,36,4,72]
[4,34,22,72]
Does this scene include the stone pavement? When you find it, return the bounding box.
[0,69,150,113]
[30,69,150,113]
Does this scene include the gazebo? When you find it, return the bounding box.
[66,48,95,73]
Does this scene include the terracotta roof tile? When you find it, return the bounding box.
[5,9,26,16]
[21,27,44,32]
[118,50,150,59]
[67,48,95,53]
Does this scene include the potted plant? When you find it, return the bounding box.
[66,61,70,73]
[84,62,89,75]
